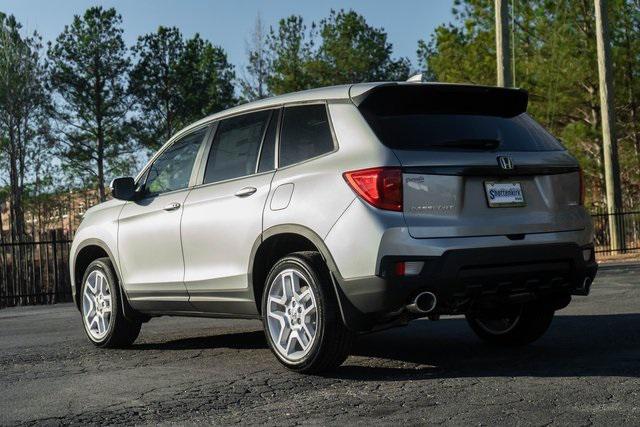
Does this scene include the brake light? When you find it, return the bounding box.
[578,167,585,205]
[394,261,424,276]
[394,261,406,276]
[343,167,402,211]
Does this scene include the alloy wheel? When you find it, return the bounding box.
[82,270,112,341]
[474,309,522,335]
[266,268,318,361]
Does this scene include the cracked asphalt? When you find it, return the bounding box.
[1,264,640,426]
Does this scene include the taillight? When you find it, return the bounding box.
[343,167,402,211]
[578,167,585,205]
[394,261,424,276]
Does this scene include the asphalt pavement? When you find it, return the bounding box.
[1,263,640,425]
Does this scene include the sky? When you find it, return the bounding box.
[0,0,456,72]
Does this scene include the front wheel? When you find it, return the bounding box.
[466,302,555,346]
[81,257,141,348]
[261,251,354,373]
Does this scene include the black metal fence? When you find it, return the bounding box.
[0,231,72,309]
[0,211,639,309]
[591,210,640,255]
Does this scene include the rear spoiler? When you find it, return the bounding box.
[352,83,528,118]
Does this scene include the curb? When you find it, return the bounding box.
[597,261,640,271]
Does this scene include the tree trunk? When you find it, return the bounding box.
[97,133,105,202]
[0,204,8,308]
[94,53,106,202]
[8,127,25,242]
[595,0,625,252]
[494,0,513,87]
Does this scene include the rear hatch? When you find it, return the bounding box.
[355,83,583,239]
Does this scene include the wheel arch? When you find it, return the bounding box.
[73,240,117,306]
[249,225,340,316]
[72,239,141,321]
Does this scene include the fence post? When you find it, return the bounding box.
[51,230,59,303]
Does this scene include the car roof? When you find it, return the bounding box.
[172,82,382,139]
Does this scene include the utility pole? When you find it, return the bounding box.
[595,0,625,252]
[495,0,512,87]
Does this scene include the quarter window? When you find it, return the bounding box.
[144,127,207,195]
[204,110,271,184]
[279,104,334,167]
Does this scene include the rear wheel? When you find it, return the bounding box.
[466,302,555,346]
[81,258,141,348]
[261,251,354,373]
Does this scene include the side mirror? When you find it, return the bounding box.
[110,176,136,201]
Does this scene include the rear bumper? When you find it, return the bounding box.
[332,242,597,332]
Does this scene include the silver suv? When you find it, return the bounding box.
[70,82,597,373]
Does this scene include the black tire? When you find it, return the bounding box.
[80,257,141,348]
[261,251,354,374]
[466,302,555,346]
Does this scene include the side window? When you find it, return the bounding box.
[279,104,334,167]
[144,127,207,195]
[257,109,279,173]
[204,110,271,184]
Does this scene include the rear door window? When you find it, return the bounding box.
[279,104,334,167]
[204,110,271,184]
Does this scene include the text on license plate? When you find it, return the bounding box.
[484,182,525,207]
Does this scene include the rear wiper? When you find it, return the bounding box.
[430,138,500,150]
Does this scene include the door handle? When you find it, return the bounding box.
[235,186,257,197]
[163,202,181,211]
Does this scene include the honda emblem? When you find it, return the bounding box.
[498,156,514,170]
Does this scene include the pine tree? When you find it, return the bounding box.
[48,6,134,202]
[0,13,48,239]
[130,27,236,150]
[266,10,410,95]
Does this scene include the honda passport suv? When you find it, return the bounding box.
[70,82,598,373]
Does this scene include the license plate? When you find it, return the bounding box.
[484,182,525,207]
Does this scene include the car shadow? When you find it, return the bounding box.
[333,313,640,380]
[128,313,640,381]
[132,330,267,351]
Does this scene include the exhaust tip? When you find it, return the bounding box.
[407,291,437,314]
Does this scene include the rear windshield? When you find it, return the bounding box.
[357,85,564,152]
[362,112,564,152]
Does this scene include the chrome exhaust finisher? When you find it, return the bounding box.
[407,291,437,314]
[572,277,592,296]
